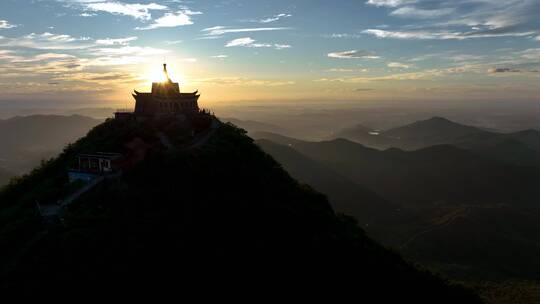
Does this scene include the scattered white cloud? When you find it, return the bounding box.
[11,53,76,63]
[324,33,363,39]
[519,48,540,60]
[52,72,139,84]
[366,0,539,43]
[328,50,380,59]
[164,40,183,45]
[449,54,486,62]
[325,68,369,73]
[362,29,536,40]
[0,20,16,29]
[96,36,138,45]
[0,32,94,50]
[225,37,291,50]
[193,77,295,87]
[225,37,255,47]
[390,6,454,19]
[202,26,290,37]
[79,12,96,17]
[388,62,412,69]
[366,0,417,7]
[259,13,291,23]
[212,55,228,59]
[92,46,169,56]
[83,1,167,20]
[136,9,201,30]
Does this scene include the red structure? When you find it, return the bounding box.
[69,153,123,182]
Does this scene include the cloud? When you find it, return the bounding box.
[202,26,290,37]
[519,48,540,60]
[79,12,96,17]
[83,1,167,20]
[362,28,536,40]
[535,36,540,41]
[316,64,483,83]
[193,77,295,87]
[324,33,363,39]
[0,32,94,50]
[136,9,201,30]
[449,54,485,62]
[11,53,77,63]
[0,52,84,76]
[52,72,139,84]
[488,68,522,74]
[225,37,255,47]
[390,6,454,19]
[92,46,169,56]
[96,36,138,45]
[212,55,228,59]
[366,0,417,7]
[388,62,412,68]
[0,50,19,62]
[328,50,380,59]
[225,37,291,50]
[325,68,369,73]
[259,13,291,23]
[164,40,182,45]
[366,0,539,42]
[0,20,16,29]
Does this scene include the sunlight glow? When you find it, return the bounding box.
[145,66,187,85]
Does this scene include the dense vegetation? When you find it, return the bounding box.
[0,116,480,301]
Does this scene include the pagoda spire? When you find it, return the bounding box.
[163,63,171,82]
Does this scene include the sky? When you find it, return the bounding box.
[0,0,539,107]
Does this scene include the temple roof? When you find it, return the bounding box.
[133,64,200,98]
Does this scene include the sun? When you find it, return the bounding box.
[145,65,187,85]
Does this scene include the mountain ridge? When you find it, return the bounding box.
[0,116,480,301]
[254,131,540,280]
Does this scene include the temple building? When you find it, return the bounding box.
[118,64,200,118]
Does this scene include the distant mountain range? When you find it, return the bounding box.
[223,117,292,136]
[0,115,102,174]
[253,131,540,280]
[334,117,540,168]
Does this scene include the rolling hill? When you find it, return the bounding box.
[256,139,397,226]
[334,117,540,169]
[253,132,540,280]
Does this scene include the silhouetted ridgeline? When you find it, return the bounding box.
[253,131,540,282]
[334,117,540,168]
[0,116,480,301]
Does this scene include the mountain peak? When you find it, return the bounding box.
[384,116,482,143]
[424,116,454,124]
